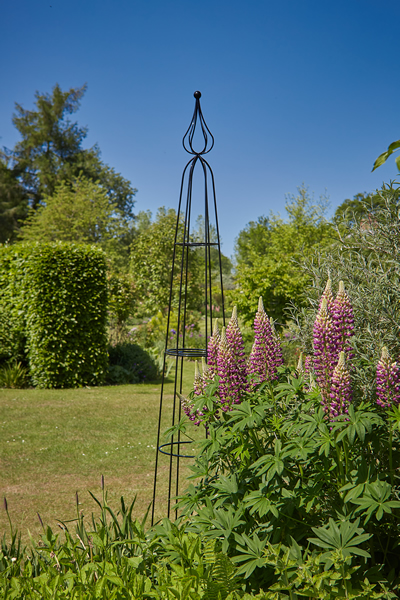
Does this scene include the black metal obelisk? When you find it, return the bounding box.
[151,91,226,524]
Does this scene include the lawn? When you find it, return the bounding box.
[0,361,197,544]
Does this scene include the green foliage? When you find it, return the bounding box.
[107,271,136,345]
[372,139,400,173]
[130,207,203,318]
[0,362,29,389]
[292,182,400,401]
[231,186,334,324]
[0,488,252,600]
[0,244,29,365]
[22,242,108,388]
[174,368,400,595]
[333,188,400,228]
[107,342,158,384]
[18,176,132,262]
[5,83,136,218]
[0,158,29,243]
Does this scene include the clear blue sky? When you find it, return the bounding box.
[1,0,399,256]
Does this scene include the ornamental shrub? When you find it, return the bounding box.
[22,242,108,388]
[107,342,159,384]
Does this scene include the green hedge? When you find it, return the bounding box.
[0,242,108,388]
[0,245,29,365]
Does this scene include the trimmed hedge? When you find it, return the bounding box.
[0,242,108,388]
[0,245,29,365]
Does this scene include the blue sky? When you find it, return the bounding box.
[1,0,399,256]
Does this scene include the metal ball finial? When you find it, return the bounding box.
[194,90,201,99]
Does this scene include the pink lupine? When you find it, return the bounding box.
[376,347,400,408]
[217,327,246,409]
[207,319,220,377]
[313,297,337,405]
[329,351,352,419]
[332,281,354,361]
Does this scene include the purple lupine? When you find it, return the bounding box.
[226,306,247,375]
[332,281,354,361]
[217,327,246,409]
[269,317,284,377]
[329,351,352,419]
[207,319,221,378]
[247,297,280,384]
[304,355,312,376]
[313,297,337,405]
[376,347,400,408]
[178,392,196,422]
[319,277,334,312]
[194,360,204,396]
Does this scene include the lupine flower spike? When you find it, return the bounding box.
[248,297,278,384]
[296,352,304,374]
[332,281,354,360]
[178,392,196,422]
[319,276,334,312]
[217,326,245,409]
[329,351,352,419]
[304,355,312,376]
[376,347,400,408]
[269,317,284,376]
[313,297,337,405]
[226,306,247,375]
[194,360,203,396]
[207,319,220,377]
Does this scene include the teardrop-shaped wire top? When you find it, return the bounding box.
[182,91,215,155]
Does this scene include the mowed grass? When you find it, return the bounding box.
[0,361,199,543]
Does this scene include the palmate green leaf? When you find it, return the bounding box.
[243,488,280,518]
[351,480,400,523]
[232,532,269,578]
[229,401,267,431]
[309,518,371,560]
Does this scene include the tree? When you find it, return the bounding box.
[0,157,29,243]
[18,176,131,263]
[333,189,400,228]
[230,186,334,324]
[3,83,137,220]
[130,207,203,317]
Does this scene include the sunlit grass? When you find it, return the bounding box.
[0,361,198,543]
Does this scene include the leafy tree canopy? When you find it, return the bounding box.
[130,207,203,318]
[18,176,131,265]
[1,83,137,224]
[333,187,400,228]
[230,185,334,324]
[0,158,29,243]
